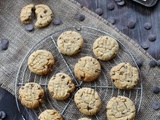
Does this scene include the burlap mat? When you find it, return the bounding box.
[0,0,160,119]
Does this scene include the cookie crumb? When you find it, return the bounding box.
[52,18,62,25]
[107,3,115,10]
[148,34,156,42]
[1,38,9,50]
[75,13,85,21]
[144,22,152,30]
[149,60,157,67]
[95,8,103,16]
[25,24,34,31]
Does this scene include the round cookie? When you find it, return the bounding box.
[20,4,34,24]
[35,4,53,28]
[57,31,83,56]
[106,96,136,120]
[78,118,91,120]
[110,63,139,90]
[74,56,101,82]
[93,36,119,61]
[28,50,54,75]
[18,82,44,108]
[48,73,75,100]
[38,109,63,120]
[74,87,101,115]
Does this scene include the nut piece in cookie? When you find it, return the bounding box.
[110,63,139,90]
[106,96,136,120]
[48,73,75,100]
[35,4,53,28]
[18,82,44,108]
[38,109,63,120]
[20,4,34,24]
[93,36,119,61]
[28,50,54,75]
[57,31,84,56]
[74,87,101,115]
[74,56,101,82]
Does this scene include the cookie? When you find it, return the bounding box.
[35,4,53,28]
[74,56,101,82]
[38,109,63,120]
[106,96,136,120]
[28,50,54,75]
[74,87,101,115]
[110,63,139,90]
[78,118,91,120]
[20,4,34,24]
[18,82,44,108]
[57,31,83,56]
[48,73,75,100]
[93,36,119,61]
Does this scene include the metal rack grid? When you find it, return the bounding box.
[15,26,143,120]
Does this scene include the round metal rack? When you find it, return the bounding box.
[15,26,143,120]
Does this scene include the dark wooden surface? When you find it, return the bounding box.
[76,0,160,60]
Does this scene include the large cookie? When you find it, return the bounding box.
[110,63,139,89]
[74,88,101,115]
[106,96,136,120]
[28,50,54,75]
[38,109,63,120]
[57,31,84,56]
[93,36,119,61]
[74,56,101,82]
[18,82,44,108]
[48,73,75,100]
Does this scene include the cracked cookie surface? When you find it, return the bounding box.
[18,82,44,108]
[48,73,75,100]
[106,96,136,120]
[28,50,54,75]
[74,87,101,115]
[93,36,119,61]
[110,63,139,89]
[74,56,101,82]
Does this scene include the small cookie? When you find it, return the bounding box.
[28,50,54,75]
[18,82,44,108]
[38,109,63,120]
[106,96,136,120]
[35,4,53,28]
[48,73,75,100]
[20,4,34,24]
[74,87,101,115]
[110,63,139,90]
[57,31,83,56]
[93,36,119,61]
[78,118,91,120]
[74,56,101,82]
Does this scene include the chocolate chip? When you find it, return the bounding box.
[25,24,34,32]
[144,22,152,30]
[95,8,103,16]
[1,38,9,50]
[151,86,160,94]
[148,34,156,42]
[141,42,149,49]
[157,60,160,66]
[116,0,125,6]
[107,3,115,10]
[127,18,136,29]
[75,13,85,21]
[149,60,157,67]
[135,59,143,67]
[108,17,116,25]
[52,18,62,25]
[0,111,6,119]
[152,101,160,110]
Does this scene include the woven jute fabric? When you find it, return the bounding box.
[0,0,160,119]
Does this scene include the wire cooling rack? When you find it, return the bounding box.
[15,26,143,120]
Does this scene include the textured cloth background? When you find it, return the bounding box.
[0,0,160,119]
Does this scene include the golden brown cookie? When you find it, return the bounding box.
[48,73,75,100]
[106,96,136,120]
[28,50,54,75]
[93,36,119,61]
[74,56,101,82]
[20,4,34,24]
[18,82,44,109]
[110,63,139,90]
[38,109,63,120]
[74,87,101,115]
[35,4,53,28]
[57,31,84,56]
[78,118,91,120]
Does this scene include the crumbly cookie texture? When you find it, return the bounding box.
[106,96,136,120]
[78,118,92,120]
[28,50,54,75]
[74,87,101,115]
[18,82,44,109]
[110,63,139,89]
[20,4,34,24]
[93,36,119,61]
[74,56,101,82]
[48,73,75,100]
[35,4,53,28]
[57,31,84,56]
[38,109,63,120]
